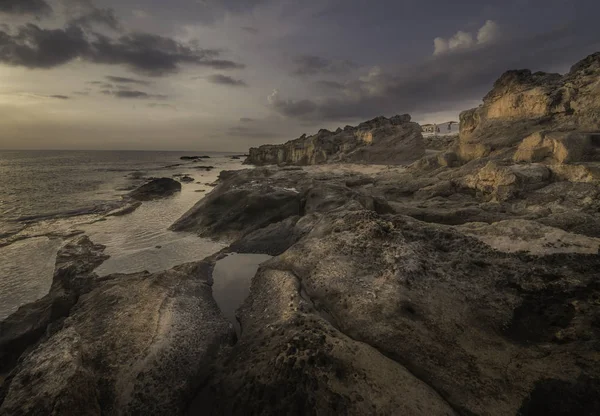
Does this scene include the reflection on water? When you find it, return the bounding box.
[84,190,226,276]
[0,237,62,320]
[0,155,246,321]
[212,253,272,335]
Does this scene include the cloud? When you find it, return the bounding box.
[241,27,259,34]
[49,95,70,99]
[196,59,245,70]
[0,0,52,17]
[477,20,500,44]
[434,20,501,55]
[292,55,356,77]
[105,76,151,85]
[239,117,255,122]
[132,10,151,19]
[267,89,317,117]
[267,24,600,122]
[101,89,168,99]
[205,74,247,87]
[69,8,122,31]
[0,24,245,76]
[313,80,346,91]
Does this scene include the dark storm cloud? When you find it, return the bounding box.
[49,95,70,99]
[206,74,247,87]
[241,27,259,34]
[268,90,317,117]
[69,7,122,31]
[270,23,600,121]
[0,0,52,17]
[292,55,356,77]
[0,24,245,76]
[313,80,345,91]
[106,76,151,85]
[196,59,245,70]
[111,90,167,99]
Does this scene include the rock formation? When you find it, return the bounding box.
[457,52,600,162]
[245,114,425,166]
[0,238,233,415]
[3,52,600,416]
[128,178,182,201]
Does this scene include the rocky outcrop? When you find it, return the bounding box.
[0,238,233,415]
[0,236,108,376]
[457,52,600,162]
[245,114,425,166]
[171,166,600,416]
[128,178,181,201]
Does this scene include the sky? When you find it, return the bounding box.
[0,0,598,151]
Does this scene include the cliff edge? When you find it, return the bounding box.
[245,114,425,166]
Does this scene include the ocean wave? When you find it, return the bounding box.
[15,201,124,223]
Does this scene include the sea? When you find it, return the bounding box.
[0,150,256,321]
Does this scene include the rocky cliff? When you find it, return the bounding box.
[245,114,425,166]
[457,52,600,161]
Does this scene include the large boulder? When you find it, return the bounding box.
[463,161,551,201]
[128,178,182,201]
[245,115,425,166]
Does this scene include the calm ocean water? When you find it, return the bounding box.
[0,150,220,224]
[0,150,245,320]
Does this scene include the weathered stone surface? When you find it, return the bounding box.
[192,208,600,416]
[458,52,600,162]
[0,236,108,376]
[245,115,425,166]
[128,178,182,201]
[462,161,551,201]
[0,251,233,415]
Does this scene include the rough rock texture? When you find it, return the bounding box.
[0,240,233,415]
[175,167,600,415]
[0,236,108,376]
[458,52,600,162]
[4,52,600,415]
[128,177,182,201]
[245,114,425,166]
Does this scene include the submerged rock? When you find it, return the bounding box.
[128,178,182,201]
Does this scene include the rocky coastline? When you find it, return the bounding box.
[2,52,600,415]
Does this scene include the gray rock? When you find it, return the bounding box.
[128,178,181,201]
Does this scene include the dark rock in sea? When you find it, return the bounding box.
[127,178,182,201]
[181,155,211,160]
[106,201,142,217]
[195,166,215,171]
[180,176,194,183]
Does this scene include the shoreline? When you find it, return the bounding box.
[0,154,245,320]
[2,52,600,415]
